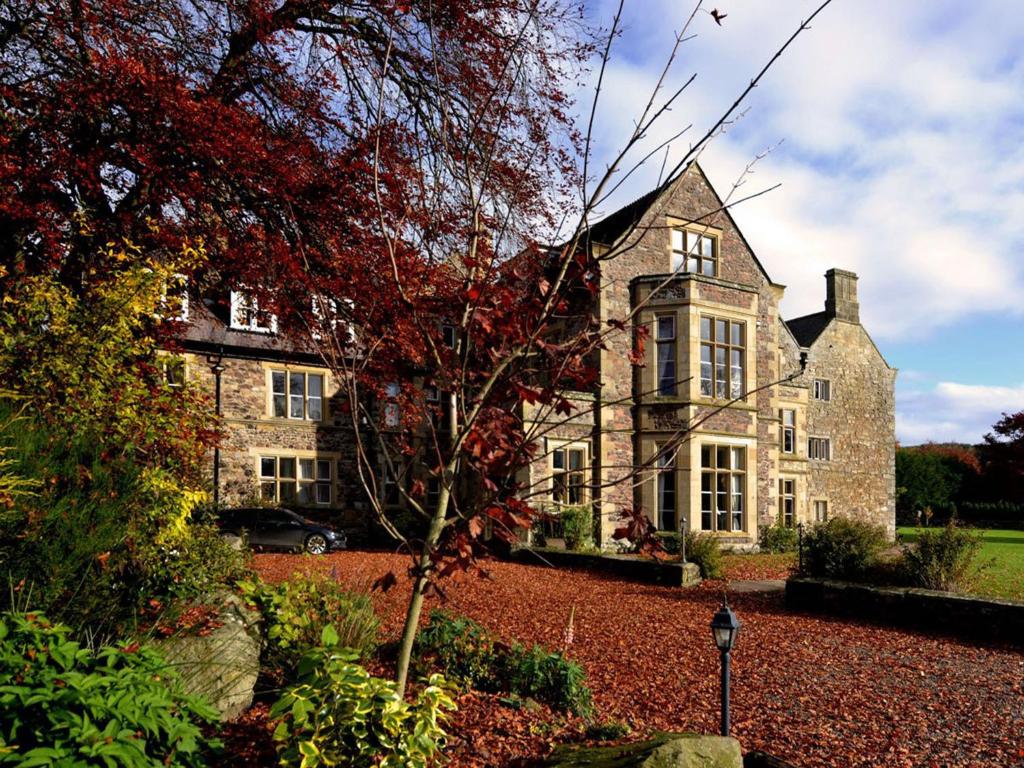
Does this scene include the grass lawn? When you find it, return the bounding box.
[898,526,1024,601]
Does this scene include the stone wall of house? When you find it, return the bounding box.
[183,353,362,525]
[804,320,897,538]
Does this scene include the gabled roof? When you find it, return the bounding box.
[784,311,831,348]
[582,161,776,285]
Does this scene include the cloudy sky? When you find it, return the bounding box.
[578,0,1024,444]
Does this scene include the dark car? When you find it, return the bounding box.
[217,507,346,554]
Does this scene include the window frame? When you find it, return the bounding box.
[654,314,678,397]
[700,315,746,401]
[671,227,718,276]
[813,499,829,523]
[549,441,588,506]
[269,369,325,421]
[656,447,677,532]
[699,443,746,533]
[812,378,832,402]
[808,436,832,462]
[778,477,796,527]
[230,290,277,333]
[780,409,796,454]
[258,454,333,506]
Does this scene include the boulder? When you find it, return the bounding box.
[543,732,743,768]
[155,593,261,721]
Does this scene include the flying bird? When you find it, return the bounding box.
[711,8,727,25]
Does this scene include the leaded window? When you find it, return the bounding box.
[700,316,745,400]
[700,445,745,532]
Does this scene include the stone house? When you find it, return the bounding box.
[169,162,896,546]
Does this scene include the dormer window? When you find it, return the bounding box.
[671,228,717,276]
[230,290,276,333]
[159,274,189,322]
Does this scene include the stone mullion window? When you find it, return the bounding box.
[814,499,829,522]
[808,436,831,461]
[654,315,677,396]
[700,444,745,532]
[780,409,796,454]
[551,445,586,505]
[778,478,796,527]
[656,447,677,531]
[272,370,324,421]
[812,378,831,401]
[259,455,333,506]
[700,316,745,400]
[671,228,718,276]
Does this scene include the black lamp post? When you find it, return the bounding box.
[710,600,740,737]
[206,350,225,508]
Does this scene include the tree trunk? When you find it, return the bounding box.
[394,486,450,696]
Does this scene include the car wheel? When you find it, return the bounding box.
[305,533,328,555]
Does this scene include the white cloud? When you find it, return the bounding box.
[897,381,1024,444]
[581,0,1024,340]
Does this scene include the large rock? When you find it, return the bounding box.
[543,732,743,768]
[155,593,261,721]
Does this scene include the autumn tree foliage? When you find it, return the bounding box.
[1,0,834,693]
[980,411,1024,504]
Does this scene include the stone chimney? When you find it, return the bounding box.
[824,268,859,323]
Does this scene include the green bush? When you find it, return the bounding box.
[417,611,593,716]
[501,644,592,717]
[584,718,632,741]
[560,505,593,551]
[240,572,378,675]
[803,518,888,579]
[140,521,251,602]
[271,626,454,768]
[759,524,798,554]
[0,610,219,766]
[684,531,723,579]
[902,522,983,591]
[415,610,499,690]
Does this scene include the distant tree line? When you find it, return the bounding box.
[897,410,1024,524]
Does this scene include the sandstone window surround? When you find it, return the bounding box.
[548,440,588,505]
[700,444,745,533]
[671,226,718,276]
[808,436,832,461]
[230,290,277,333]
[269,369,325,421]
[778,477,796,527]
[780,409,796,454]
[812,378,831,402]
[655,314,678,396]
[425,385,454,436]
[258,454,333,506]
[656,446,677,531]
[814,499,829,522]
[700,316,746,400]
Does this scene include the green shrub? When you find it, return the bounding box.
[0,610,219,766]
[271,626,454,768]
[501,644,592,717]
[803,518,888,579]
[902,522,983,591]
[684,531,723,579]
[759,524,798,554]
[416,610,499,690]
[417,611,593,716]
[140,521,251,602]
[240,572,378,674]
[560,505,593,551]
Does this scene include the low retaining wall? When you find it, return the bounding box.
[510,547,701,587]
[786,577,1024,647]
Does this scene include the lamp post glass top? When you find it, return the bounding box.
[711,602,740,652]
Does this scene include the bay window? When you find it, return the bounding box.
[700,444,746,532]
[700,316,745,400]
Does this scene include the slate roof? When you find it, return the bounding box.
[784,311,831,348]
